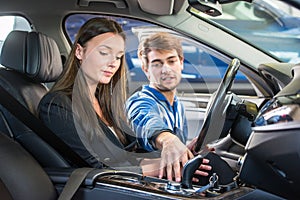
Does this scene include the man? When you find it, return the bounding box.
[126,32,211,182]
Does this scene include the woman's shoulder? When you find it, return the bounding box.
[39,90,71,108]
[38,90,73,121]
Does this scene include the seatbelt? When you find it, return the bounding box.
[0,85,90,167]
[58,168,94,200]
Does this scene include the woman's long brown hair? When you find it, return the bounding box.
[51,17,128,145]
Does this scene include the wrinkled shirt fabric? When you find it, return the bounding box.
[126,85,188,152]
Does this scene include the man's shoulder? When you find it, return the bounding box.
[128,86,158,102]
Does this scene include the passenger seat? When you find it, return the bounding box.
[0,30,69,168]
[0,133,57,200]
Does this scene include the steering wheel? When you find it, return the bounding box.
[193,58,240,153]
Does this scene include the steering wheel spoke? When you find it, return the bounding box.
[194,58,240,153]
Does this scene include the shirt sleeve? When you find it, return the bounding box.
[182,103,189,143]
[126,93,172,152]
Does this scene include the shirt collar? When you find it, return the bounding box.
[143,85,178,103]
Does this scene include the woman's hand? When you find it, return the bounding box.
[192,158,211,182]
[140,158,162,177]
[140,157,212,183]
[141,133,212,183]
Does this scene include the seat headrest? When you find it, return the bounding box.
[0,30,63,82]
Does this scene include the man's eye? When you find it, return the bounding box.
[168,59,177,65]
[151,63,162,68]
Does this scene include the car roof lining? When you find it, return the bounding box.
[76,0,186,15]
[137,0,185,15]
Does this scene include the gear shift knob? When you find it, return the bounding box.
[181,154,203,189]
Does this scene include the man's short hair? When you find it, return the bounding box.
[138,32,183,67]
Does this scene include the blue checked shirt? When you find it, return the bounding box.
[126,85,188,152]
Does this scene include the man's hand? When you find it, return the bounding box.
[186,137,198,154]
[156,132,194,182]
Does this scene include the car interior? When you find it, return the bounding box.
[0,0,299,199]
[0,31,289,199]
[0,30,71,168]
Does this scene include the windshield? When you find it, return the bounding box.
[189,0,300,63]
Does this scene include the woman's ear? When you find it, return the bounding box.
[75,44,83,60]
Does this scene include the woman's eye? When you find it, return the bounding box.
[116,54,123,60]
[99,51,109,56]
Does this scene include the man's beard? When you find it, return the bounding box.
[153,81,179,92]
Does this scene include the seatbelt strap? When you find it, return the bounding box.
[0,85,90,167]
[58,168,94,200]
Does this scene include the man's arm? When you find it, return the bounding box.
[126,95,172,151]
[155,131,194,182]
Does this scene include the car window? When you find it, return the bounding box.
[0,16,32,67]
[191,0,300,63]
[64,14,254,96]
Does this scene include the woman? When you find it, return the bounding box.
[38,17,144,172]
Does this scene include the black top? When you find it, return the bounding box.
[38,91,142,173]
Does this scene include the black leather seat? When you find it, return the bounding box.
[0,133,57,200]
[0,30,69,168]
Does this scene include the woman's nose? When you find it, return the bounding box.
[108,56,118,66]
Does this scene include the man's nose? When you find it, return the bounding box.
[161,65,172,73]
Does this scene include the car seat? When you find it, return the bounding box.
[0,30,69,168]
[0,133,57,200]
